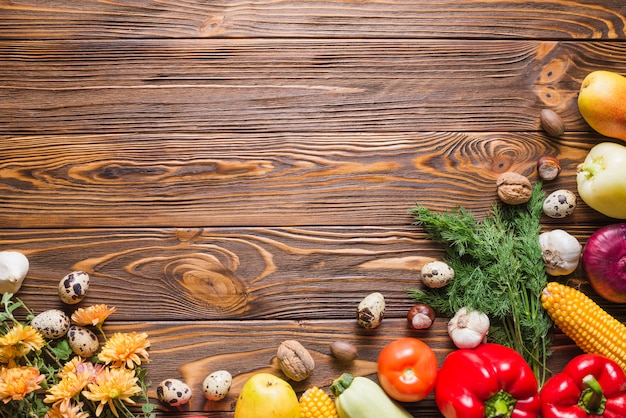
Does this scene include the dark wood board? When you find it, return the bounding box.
[2,40,626,135]
[2,1,626,416]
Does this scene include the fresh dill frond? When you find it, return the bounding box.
[408,183,552,384]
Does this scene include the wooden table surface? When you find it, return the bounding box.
[2,1,626,416]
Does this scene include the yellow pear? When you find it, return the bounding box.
[234,373,300,418]
[578,70,626,141]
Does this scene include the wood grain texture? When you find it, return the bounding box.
[0,132,611,228]
[0,0,625,40]
[7,226,619,320]
[2,40,626,134]
[3,1,626,416]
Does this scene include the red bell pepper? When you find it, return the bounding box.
[540,353,626,417]
[435,343,540,418]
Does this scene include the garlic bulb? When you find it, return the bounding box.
[447,307,490,349]
[0,251,29,294]
[539,229,582,276]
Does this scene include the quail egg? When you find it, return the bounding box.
[202,370,232,401]
[421,260,454,288]
[58,271,90,304]
[31,309,70,339]
[543,189,577,218]
[157,378,192,406]
[67,325,99,357]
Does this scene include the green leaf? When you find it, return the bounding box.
[50,339,73,360]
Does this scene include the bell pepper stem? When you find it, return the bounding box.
[484,390,516,418]
[579,374,606,414]
[577,158,603,180]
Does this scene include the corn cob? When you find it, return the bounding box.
[299,386,338,418]
[541,282,626,370]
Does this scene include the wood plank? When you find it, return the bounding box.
[0,0,624,40]
[3,226,457,320]
[4,225,617,415]
[0,132,610,228]
[6,226,621,321]
[3,40,626,135]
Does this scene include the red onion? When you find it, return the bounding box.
[582,223,626,303]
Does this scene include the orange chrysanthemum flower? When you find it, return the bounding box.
[71,304,117,328]
[0,366,45,404]
[82,367,141,417]
[44,371,92,404]
[45,399,89,418]
[0,323,45,365]
[98,332,150,369]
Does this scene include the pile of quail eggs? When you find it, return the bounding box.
[30,268,234,408]
[30,271,99,357]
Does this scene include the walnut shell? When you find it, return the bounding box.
[496,172,533,205]
[276,340,315,382]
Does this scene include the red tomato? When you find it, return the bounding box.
[377,337,438,402]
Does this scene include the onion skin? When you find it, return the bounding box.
[582,223,626,303]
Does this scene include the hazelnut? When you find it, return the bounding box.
[330,340,358,362]
[276,340,315,382]
[540,109,565,137]
[537,156,562,181]
[496,172,533,205]
[407,304,436,329]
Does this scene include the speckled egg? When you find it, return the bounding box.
[31,309,70,339]
[157,378,192,406]
[543,189,577,218]
[67,325,99,357]
[202,370,232,401]
[421,260,455,288]
[58,271,90,305]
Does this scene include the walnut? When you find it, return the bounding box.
[276,340,315,381]
[496,172,533,205]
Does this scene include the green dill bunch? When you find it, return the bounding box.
[408,183,552,384]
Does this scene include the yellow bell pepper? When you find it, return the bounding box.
[576,142,626,219]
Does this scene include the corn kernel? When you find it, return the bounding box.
[299,386,338,418]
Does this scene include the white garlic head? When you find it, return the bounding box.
[539,229,582,276]
[448,307,490,349]
[0,251,29,294]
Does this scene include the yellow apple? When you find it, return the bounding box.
[234,373,300,418]
[578,70,626,141]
